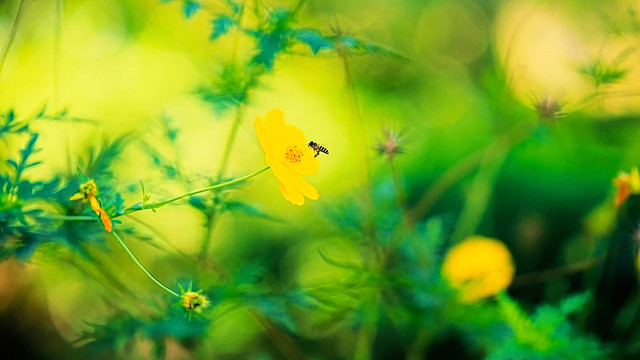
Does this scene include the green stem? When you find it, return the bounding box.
[216,105,245,181]
[338,40,377,242]
[389,159,407,212]
[119,166,269,217]
[0,0,26,79]
[42,214,97,221]
[111,231,180,298]
[407,122,535,225]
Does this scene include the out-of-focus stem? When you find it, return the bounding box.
[252,310,306,360]
[390,159,407,212]
[511,239,635,288]
[0,0,26,78]
[338,42,377,242]
[354,292,381,360]
[405,329,431,360]
[216,105,246,182]
[407,122,535,226]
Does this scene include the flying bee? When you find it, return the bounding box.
[308,141,329,157]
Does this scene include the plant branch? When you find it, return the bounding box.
[119,166,269,217]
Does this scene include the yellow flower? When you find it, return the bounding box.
[614,167,640,208]
[70,179,99,200]
[178,282,209,319]
[254,109,319,205]
[70,179,113,232]
[442,236,515,303]
[181,291,209,313]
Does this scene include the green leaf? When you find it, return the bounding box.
[6,159,18,171]
[293,29,334,54]
[251,296,297,333]
[210,15,234,40]
[559,291,591,315]
[223,201,280,221]
[188,196,209,212]
[226,0,240,14]
[251,29,288,70]
[182,0,200,18]
[318,249,363,270]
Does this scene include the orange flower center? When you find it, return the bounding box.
[284,145,304,163]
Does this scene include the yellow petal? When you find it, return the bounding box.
[270,160,295,187]
[265,109,287,155]
[70,193,84,201]
[89,196,102,215]
[285,166,319,200]
[281,123,306,147]
[99,209,113,232]
[254,116,272,156]
[279,181,304,205]
[270,161,310,204]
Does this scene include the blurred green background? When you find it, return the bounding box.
[2,0,640,359]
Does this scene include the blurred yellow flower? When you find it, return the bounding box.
[614,167,640,208]
[254,109,319,205]
[70,179,113,232]
[181,291,209,313]
[442,236,515,303]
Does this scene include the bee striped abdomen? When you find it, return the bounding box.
[308,141,329,157]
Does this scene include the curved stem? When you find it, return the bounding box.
[0,0,27,78]
[111,231,179,298]
[119,166,269,217]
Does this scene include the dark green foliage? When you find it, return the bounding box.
[579,60,629,87]
[1,134,59,259]
[221,200,281,222]
[182,0,200,18]
[210,15,235,40]
[0,109,29,136]
[80,135,131,182]
[292,29,334,54]
[78,308,209,358]
[196,64,261,113]
[0,127,138,260]
[6,133,41,181]
[488,292,607,360]
[249,295,298,333]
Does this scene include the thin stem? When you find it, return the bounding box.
[389,159,407,212]
[216,105,245,181]
[291,0,307,17]
[198,210,217,262]
[53,0,62,109]
[111,231,180,298]
[338,39,377,242]
[511,239,636,288]
[119,166,269,217]
[354,291,381,360]
[252,310,306,360]
[53,0,72,174]
[0,0,27,78]
[41,214,97,221]
[407,122,535,225]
